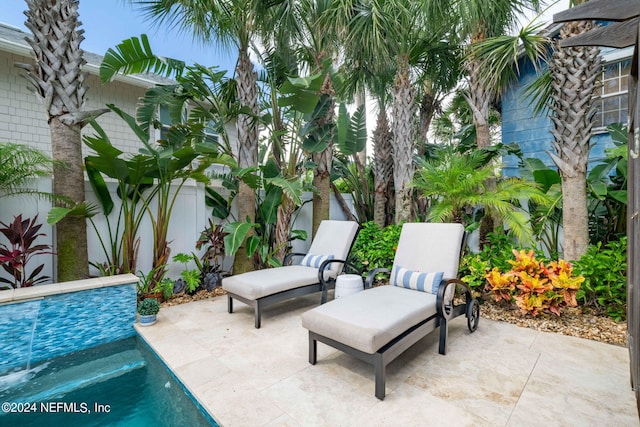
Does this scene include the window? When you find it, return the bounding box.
[594,60,630,128]
[204,120,218,145]
[158,106,219,145]
[158,105,176,141]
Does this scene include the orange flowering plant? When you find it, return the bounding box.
[485,250,584,316]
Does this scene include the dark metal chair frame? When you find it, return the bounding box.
[227,258,351,329]
[226,233,361,329]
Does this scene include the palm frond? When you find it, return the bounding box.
[467,19,550,93]
[100,34,186,82]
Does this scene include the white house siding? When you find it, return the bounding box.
[0,38,211,283]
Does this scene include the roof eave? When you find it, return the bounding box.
[0,38,157,88]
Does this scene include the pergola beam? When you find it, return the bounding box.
[560,18,639,48]
[554,0,640,23]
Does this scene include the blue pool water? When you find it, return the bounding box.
[0,337,218,426]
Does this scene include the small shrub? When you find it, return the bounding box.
[573,237,627,321]
[485,249,584,317]
[348,221,401,274]
[173,253,202,294]
[460,230,532,292]
[138,298,160,316]
[154,278,174,300]
[0,214,53,289]
[459,254,489,292]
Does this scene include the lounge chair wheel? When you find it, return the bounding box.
[467,299,479,332]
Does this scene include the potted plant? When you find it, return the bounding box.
[138,298,160,326]
[153,277,174,300]
[137,265,167,302]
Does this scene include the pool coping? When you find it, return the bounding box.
[0,273,139,304]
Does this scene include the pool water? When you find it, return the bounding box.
[0,337,218,426]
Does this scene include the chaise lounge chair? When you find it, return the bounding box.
[222,220,360,328]
[301,222,479,400]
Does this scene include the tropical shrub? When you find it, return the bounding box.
[0,142,55,200]
[573,237,627,321]
[485,249,583,317]
[0,215,53,289]
[460,230,526,292]
[587,123,627,245]
[412,146,550,244]
[348,222,401,275]
[172,253,201,294]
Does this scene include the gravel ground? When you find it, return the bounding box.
[480,298,627,347]
[162,288,628,348]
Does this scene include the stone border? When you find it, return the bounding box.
[0,273,139,304]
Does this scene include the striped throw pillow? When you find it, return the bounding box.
[392,266,443,294]
[300,254,334,269]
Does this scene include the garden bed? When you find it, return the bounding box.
[161,286,628,347]
[480,298,627,347]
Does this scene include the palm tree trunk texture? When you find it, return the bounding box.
[549,20,600,261]
[466,53,500,243]
[274,200,295,263]
[50,117,88,280]
[465,57,493,150]
[311,74,335,236]
[232,49,259,274]
[373,108,393,227]
[23,0,93,281]
[391,56,416,224]
[417,89,437,155]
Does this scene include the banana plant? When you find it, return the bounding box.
[331,103,371,222]
[209,73,326,268]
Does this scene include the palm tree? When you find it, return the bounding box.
[412,147,549,243]
[426,0,541,149]
[130,0,272,274]
[268,0,341,236]
[547,4,600,261]
[19,0,109,281]
[327,0,430,224]
[469,5,599,260]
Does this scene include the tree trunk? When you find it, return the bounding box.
[391,55,416,224]
[51,117,88,280]
[23,0,98,281]
[548,19,600,261]
[417,88,438,156]
[373,107,393,227]
[561,173,589,261]
[466,54,498,241]
[274,200,295,263]
[232,48,259,274]
[311,74,335,236]
[312,146,333,235]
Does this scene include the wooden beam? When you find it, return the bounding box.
[560,18,639,48]
[554,0,640,23]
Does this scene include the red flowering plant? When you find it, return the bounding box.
[485,250,584,316]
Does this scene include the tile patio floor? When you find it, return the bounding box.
[135,294,639,427]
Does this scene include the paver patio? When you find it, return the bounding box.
[135,294,639,426]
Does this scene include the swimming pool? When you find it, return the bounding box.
[0,336,219,426]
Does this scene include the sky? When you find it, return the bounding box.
[1,0,571,81]
[2,0,237,74]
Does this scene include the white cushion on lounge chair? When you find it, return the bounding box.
[222,220,358,298]
[305,220,359,275]
[223,265,336,300]
[390,222,465,280]
[301,285,437,354]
